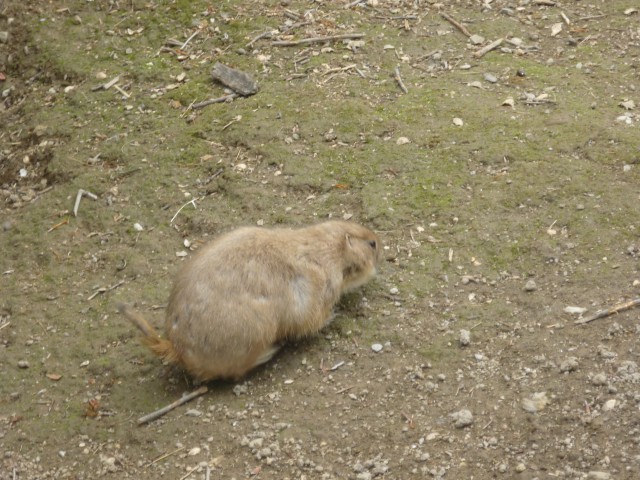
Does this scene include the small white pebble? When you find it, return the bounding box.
[371,343,383,353]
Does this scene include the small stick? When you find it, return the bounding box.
[113,84,130,99]
[222,115,242,131]
[92,75,120,92]
[179,464,199,480]
[191,94,238,110]
[330,361,345,371]
[440,12,472,37]
[560,11,571,25]
[394,66,408,94]
[138,386,208,425]
[246,30,273,48]
[533,0,556,5]
[577,14,606,21]
[401,411,415,429]
[88,279,125,300]
[323,64,357,76]
[336,386,354,394]
[280,21,311,33]
[181,28,200,50]
[574,298,640,325]
[272,33,365,47]
[473,38,503,58]
[205,466,211,480]
[170,198,197,224]
[0,321,10,331]
[47,218,69,233]
[73,189,98,217]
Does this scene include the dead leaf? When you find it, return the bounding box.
[84,398,100,418]
[502,97,515,107]
[624,8,638,15]
[46,373,62,381]
[453,117,464,126]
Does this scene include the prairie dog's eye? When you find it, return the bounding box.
[368,240,377,249]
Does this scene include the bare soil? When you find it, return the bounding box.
[1,1,639,479]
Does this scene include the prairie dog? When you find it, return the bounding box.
[118,220,380,381]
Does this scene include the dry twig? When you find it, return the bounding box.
[47,218,69,233]
[247,30,273,47]
[88,279,125,301]
[138,386,208,425]
[170,198,198,224]
[145,446,185,468]
[179,464,199,480]
[91,75,120,92]
[73,189,98,217]
[181,28,201,50]
[574,298,640,325]
[394,66,408,94]
[473,38,504,58]
[440,12,472,37]
[192,94,238,110]
[272,33,365,47]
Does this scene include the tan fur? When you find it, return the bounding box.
[119,220,381,382]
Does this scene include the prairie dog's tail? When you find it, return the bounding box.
[117,303,180,364]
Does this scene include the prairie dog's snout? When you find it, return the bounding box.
[119,220,380,382]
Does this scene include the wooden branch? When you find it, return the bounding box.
[272,33,365,47]
[574,298,640,325]
[138,386,208,425]
[440,12,472,37]
[394,66,408,94]
[191,93,238,110]
[246,30,272,48]
[473,38,504,58]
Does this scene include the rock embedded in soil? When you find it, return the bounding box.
[483,73,498,83]
[450,409,473,428]
[17,360,29,368]
[459,329,471,346]
[524,279,537,292]
[522,392,549,413]
[560,357,579,373]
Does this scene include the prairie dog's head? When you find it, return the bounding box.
[331,221,381,291]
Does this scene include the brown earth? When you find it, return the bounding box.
[1,1,639,479]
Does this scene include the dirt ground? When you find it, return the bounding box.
[1,0,639,479]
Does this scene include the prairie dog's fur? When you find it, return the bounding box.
[119,221,380,381]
